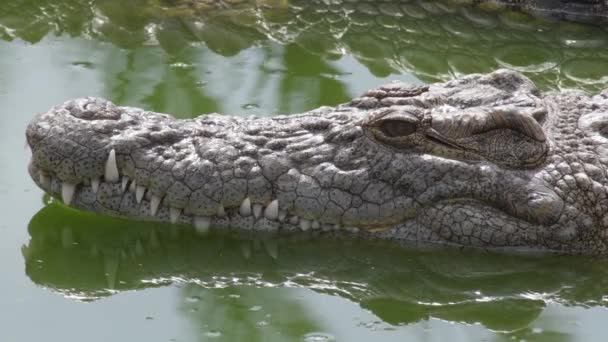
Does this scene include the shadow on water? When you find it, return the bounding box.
[24,204,608,335]
[1,0,608,93]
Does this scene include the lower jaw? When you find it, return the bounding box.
[28,163,382,237]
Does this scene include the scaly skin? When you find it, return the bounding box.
[26,70,608,254]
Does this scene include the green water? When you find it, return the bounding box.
[2,0,608,341]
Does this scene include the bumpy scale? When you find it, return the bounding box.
[26,70,608,254]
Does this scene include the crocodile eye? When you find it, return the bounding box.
[380,120,417,137]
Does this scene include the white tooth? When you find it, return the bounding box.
[170,207,182,223]
[264,200,279,220]
[136,185,146,203]
[104,149,119,182]
[263,240,278,260]
[322,224,333,231]
[312,220,321,230]
[333,224,341,230]
[62,182,77,205]
[289,216,299,225]
[91,177,100,193]
[217,205,226,217]
[39,171,50,188]
[194,216,211,234]
[299,219,311,231]
[239,197,251,216]
[150,194,162,216]
[278,210,287,222]
[121,176,129,192]
[253,203,263,218]
[129,180,136,193]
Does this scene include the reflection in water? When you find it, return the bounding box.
[24,204,608,340]
[1,0,608,93]
[179,286,325,341]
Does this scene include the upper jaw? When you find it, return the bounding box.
[25,98,374,233]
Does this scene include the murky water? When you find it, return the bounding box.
[2,0,608,341]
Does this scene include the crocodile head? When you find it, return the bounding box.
[26,69,608,254]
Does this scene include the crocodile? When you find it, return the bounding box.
[26,69,608,254]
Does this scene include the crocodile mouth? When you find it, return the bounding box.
[27,148,563,240]
[27,159,367,234]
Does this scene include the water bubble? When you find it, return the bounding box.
[170,62,194,69]
[303,332,336,342]
[204,330,222,338]
[241,103,260,110]
[250,305,263,311]
[185,295,201,303]
[531,327,543,334]
[71,61,94,69]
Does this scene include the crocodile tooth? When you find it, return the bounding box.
[322,224,333,231]
[136,185,146,204]
[170,207,181,223]
[333,224,341,230]
[299,219,311,231]
[264,200,279,220]
[289,216,299,225]
[39,171,50,188]
[278,210,287,222]
[253,204,263,218]
[104,149,119,182]
[62,182,77,205]
[263,239,278,260]
[121,176,129,193]
[312,220,321,230]
[194,216,211,234]
[91,177,100,193]
[217,205,226,217]
[129,180,136,193]
[239,197,252,216]
[150,194,162,216]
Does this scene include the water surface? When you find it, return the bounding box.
[2,1,608,341]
